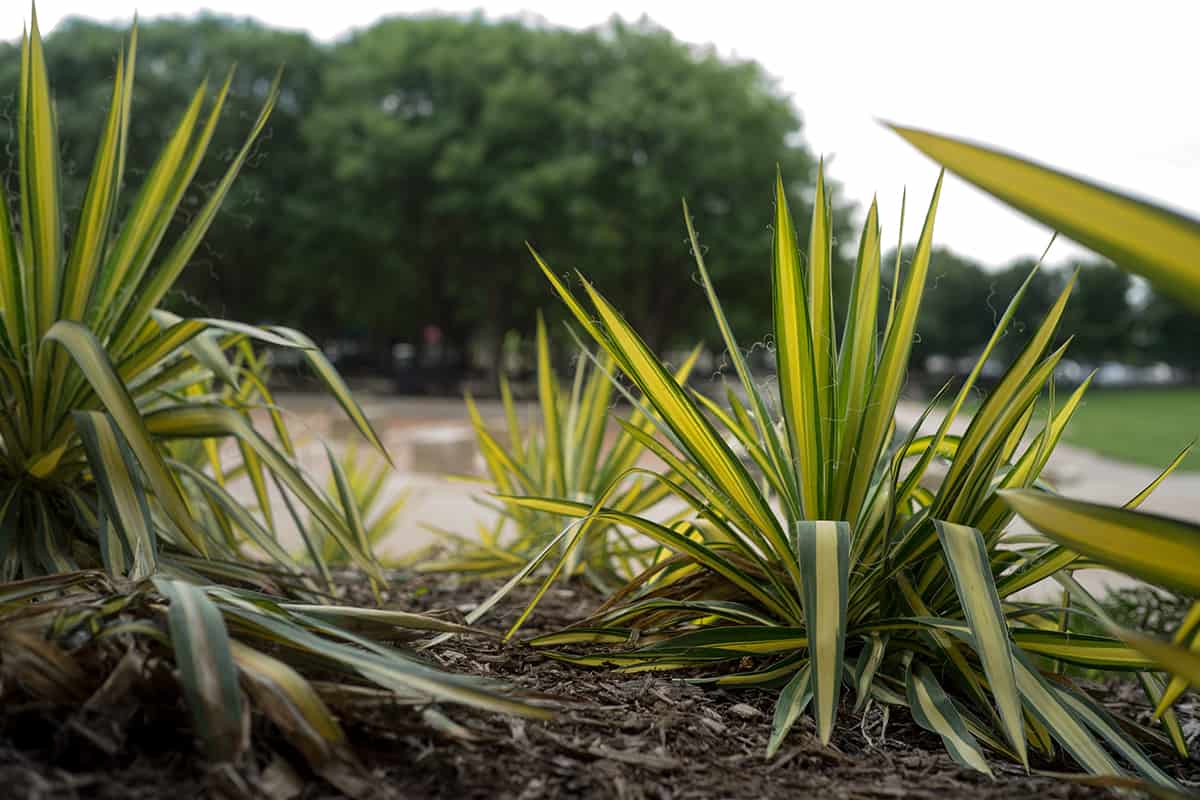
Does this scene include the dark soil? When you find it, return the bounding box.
[2,571,1197,799]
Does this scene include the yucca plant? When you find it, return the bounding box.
[0,10,546,790]
[420,313,693,586]
[0,570,544,797]
[491,167,1187,787]
[891,124,1200,742]
[0,13,388,583]
[168,342,407,575]
[308,440,409,567]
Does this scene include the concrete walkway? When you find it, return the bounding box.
[263,393,1197,597]
[893,400,1199,523]
[246,393,523,560]
[894,400,1198,598]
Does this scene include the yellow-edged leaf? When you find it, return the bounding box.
[1012,653,1121,777]
[156,578,246,762]
[1138,672,1190,758]
[21,10,63,340]
[844,174,942,520]
[906,660,992,775]
[832,199,880,518]
[230,641,371,799]
[794,520,850,745]
[890,124,1200,308]
[46,321,208,555]
[535,312,564,496]
[772,172,824,517]
[935,520,1027,767]
[682,197,797,513]
[808,165,836,505]
[73,411,157,579]
[767,664,812,758]
[576,277,787,564]
[1010,629,1154,671]
[1002,490,1200,596]
[1048,681,1180,789]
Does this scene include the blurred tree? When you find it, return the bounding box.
[0,16,326,328]
[885,246,994,364]
[5,15,1194,386]
[297,15,841,358]
[1,15,843,371]
[571,19,848,348]
[984,257,1065,361]
[1059,260,1133,363]
[292,16,598,356]
[5,15,1186,383]
[1137,291,1200,377]
[883,249,1117,369]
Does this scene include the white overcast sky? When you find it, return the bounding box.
[3,1,1198,266]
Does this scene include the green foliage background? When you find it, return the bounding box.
[2,13,1191,369]
[0,14,838,355]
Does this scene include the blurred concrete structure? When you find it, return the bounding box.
[254,393,1198,598]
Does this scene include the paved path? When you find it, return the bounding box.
[894,400,1198,598]
[261,393,1197,597]
[893,400,1199,523]
[242,393,524,560]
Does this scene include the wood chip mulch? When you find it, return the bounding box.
[2,570,1196,799]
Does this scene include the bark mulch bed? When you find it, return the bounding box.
[2,570,1196,799]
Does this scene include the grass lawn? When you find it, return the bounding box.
[1055,387,1200,471]
[938,386,1200,470]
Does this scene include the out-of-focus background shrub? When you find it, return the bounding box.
[6,13,1194,402]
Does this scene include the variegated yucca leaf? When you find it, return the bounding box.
[423,320,697,587]
[1002,491,1200,597]
[794,521,849,745]
[505,167,1184,786]
[893,125,1200,725]
[1006,487,1200,716]
[906,659,991,775]
[157,577,246,762]
[890,124,1200,309]
[1,570,550,796]
[73,410,158,580]
[935,521,1027,767]
[0,7,550,788]
[0,12,385,583]
[1138,671,1190,758]
[1011,653,1122,778]
[767,664,812,758]
[230,641,373,798]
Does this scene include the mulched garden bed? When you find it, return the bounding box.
[2,570,1196,799]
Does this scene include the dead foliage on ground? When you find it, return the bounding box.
[2,570,1195,799]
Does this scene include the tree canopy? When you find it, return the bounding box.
[0,13,1192,375]
[1,14,838,358]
